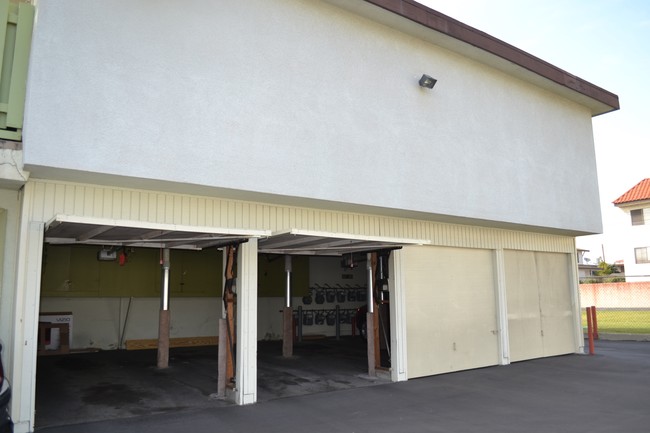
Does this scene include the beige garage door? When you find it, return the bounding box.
[403,246,499,379]
[505,250,575,362]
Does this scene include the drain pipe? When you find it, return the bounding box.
[157,248,171,369]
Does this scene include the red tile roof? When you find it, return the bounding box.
[613,178,650,205]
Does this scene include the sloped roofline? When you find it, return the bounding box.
[361,0,619,115]
[613,178,650,206]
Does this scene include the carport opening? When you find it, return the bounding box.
[255,230,418,400]
[34,217,260,428]
[34,220,426,427]
[256,252,391,400]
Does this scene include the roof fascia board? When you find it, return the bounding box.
[45,214,271,238]
[614,199,650,210]
[324,0,618,116]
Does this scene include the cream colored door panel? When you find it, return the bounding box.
[505,250,575,362]
[404,246,498,378]
[536,252,575,357]
[505,250,544,362]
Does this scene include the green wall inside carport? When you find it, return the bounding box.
[41,244,222,297]
[41,245,309,298]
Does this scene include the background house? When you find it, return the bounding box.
[613,178,650,282]
[0,1,618,432]
[577,249,600,280]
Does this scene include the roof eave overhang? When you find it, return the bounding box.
[613,199,650,209]
[325,0,619,116]
[44,214,271,250]
[259,228,430,256]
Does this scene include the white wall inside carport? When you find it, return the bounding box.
[226,254,369,342]
[39,256,369,350]
[38,297,221,350]
[258,255,369,340]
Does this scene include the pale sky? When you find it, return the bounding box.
[419,0,650,264]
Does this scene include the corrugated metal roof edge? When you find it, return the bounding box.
[363,0,619,114]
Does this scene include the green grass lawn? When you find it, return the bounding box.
[581,310,650,334]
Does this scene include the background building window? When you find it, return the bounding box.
[635,247,650,264]
[631,208,650,226]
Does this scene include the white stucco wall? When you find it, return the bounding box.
[22,0,601,234]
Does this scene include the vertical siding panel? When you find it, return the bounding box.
[227,199,235,228]
[233,201,242,228]
[52,183,64,215]
[108,189,120,220]
[35,182,47,220]
[253,204,263,230]
[72,185,84,215]
[241,202,249,229]
[28,180,574,254]
[173,195,183,225]
[92,186,103,218]
[214,199,224,228]
[120,190,131,220]
[81,186,93,216]
[185,196,195,226]
[146,193,156,224]
[62,184,74,214]
[269,204,277,231]
[215,200,224,227]
[197,197,205,227]
[155,194,165,224]
[137,192,148,222]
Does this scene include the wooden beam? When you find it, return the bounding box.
[126,336,218,351]
[282,307,293,357]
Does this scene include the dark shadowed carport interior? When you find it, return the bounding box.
[36,222,420,429]
[35,339,388,429]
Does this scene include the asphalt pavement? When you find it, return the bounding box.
[36,340,650,433]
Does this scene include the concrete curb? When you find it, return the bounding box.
[584,333,650,342]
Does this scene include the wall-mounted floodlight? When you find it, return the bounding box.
[419,74,437,89]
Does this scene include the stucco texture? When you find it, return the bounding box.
[23,0,601,234]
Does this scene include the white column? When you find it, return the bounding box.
[388,249,408,382]
[284,255,291,308]
[494,249,510,366]
[235,239,258,405]
[569,244,585,354]
[11,219,44,433]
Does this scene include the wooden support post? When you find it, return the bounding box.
[366,312,376,376]
[226,291,236,384]
[586,306,595,355]
[590,306,599,340]
[157,248,171,369]
[157,310,170,368]
[283,307,293,357]
[217,318,227,397]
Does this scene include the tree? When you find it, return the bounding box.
[595,260,618,276]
